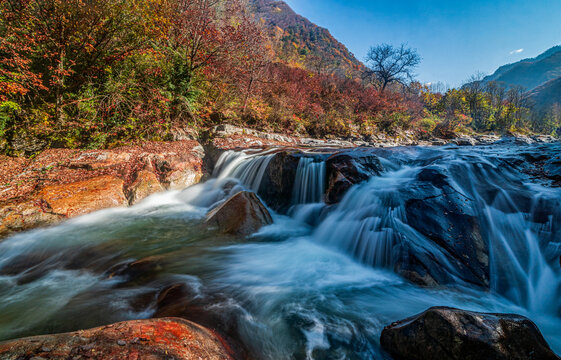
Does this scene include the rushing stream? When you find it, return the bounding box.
[0,143,560,359]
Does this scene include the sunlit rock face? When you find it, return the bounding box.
[0,318,236,360]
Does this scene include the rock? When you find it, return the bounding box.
[166,164,203,190]
[257,151,301,211]
[151,155,204,191]
[38,175,128,217]
[10,132,48,156]
[0,318,235,360]
[431,139,448,146]
[474,134,500,145]
[380,307,560,360]
[105,255,165,282]
[127,170,164,205]
[452,136,476,146]
[69,151,132,170]
[544,156,561,182]
[399,167,489,287]
[325,150,384,204]
[0,200,63,237]
[206,191,272,236]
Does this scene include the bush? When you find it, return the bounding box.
[419,117,437,132]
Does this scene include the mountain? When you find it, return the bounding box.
[250,0,365,75]
[527,76,561,109]
[482,46,561,91]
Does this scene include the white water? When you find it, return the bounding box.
[0,145,559,359]
[292,157,326,204]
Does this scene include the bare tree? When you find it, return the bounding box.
[363,43,421,92]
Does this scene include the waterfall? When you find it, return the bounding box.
[310,148,561,315]
[291,158,326,204]
[213,150,276,192]
[484,194,560,314]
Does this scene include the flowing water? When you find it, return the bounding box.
[0,144,560,359]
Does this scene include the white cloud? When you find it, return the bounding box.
[510,48,524,55]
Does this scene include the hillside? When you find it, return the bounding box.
[483,46,561,91]
[528,76,561,109]
[250,0,365,76]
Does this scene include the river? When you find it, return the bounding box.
[0,143,560,359]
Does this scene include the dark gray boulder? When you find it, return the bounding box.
[381,307,560,360]
[325,149,384,204]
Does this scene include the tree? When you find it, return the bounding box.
[364,43,420,92]
[462,72,489,130]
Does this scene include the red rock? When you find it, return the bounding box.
[0,318,236,360]
[127,170,164,205]
[0,200,62,237]
[38,175,128,217]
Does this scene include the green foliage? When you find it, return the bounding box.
[0,101,21,137]
[419,117,437,132]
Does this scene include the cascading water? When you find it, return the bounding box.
[0,144,560,359]
[292,157,326,204]
[213,149,277,192]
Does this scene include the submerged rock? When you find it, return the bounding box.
[206,191,273,235]
[380,307,560,360]
[325,150,384,204]
[0,318,235,360]
[399,167,489,287]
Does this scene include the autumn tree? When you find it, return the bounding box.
[462,72,489,130]
[364,43,421,92]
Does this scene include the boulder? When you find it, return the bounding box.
[452,136,477,146]
[38,175,128,217]
[0,318,235,360]
[325,150,383,204]
[257,151,301,210]
[380,307,560,360]
[127,170,164,205]
[150,155,204,191]
[398,167,489,287]
[206,191,272,236]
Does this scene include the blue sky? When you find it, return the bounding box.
[283,0,561,86]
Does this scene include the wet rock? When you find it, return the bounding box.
[206,191,273,236]
[431,139,448,146]
[0,200,62,237]
[380,307,560,360]
[325,150,384,204]
[126,170,164,205]
[150,154,204,191]
[400,167,489,287]
[0,141,206,238]
[0,318,235,360]
[452,136,477,146]
[544,157,561,182]
[105,256,165,282]
[257,151,301,210]
[38,175,128,217]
